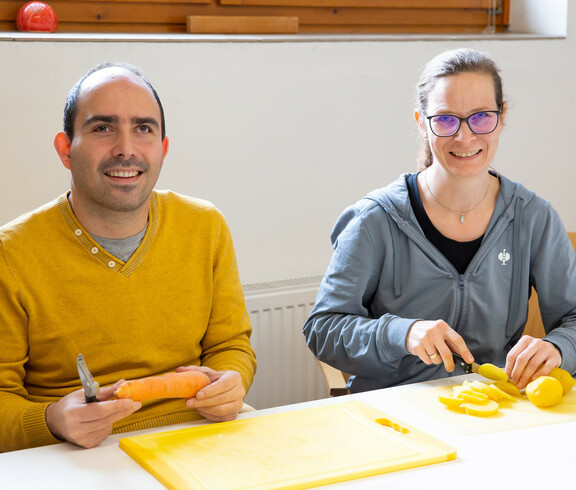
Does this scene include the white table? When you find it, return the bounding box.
[1,374,573,489]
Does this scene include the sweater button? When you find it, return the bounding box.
[91,247,98,254]
[108,260,115,268]
[74,229,82,236]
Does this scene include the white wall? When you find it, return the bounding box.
[510,0,568,35]
[0,7,574,285]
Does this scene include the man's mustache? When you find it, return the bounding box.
[99,158,149,173]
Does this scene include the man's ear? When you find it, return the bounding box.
[161,136,169,166]
[54,132,72,170]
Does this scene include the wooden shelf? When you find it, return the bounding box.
[0,0,510,34]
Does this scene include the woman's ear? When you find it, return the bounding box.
[414,109,427,136]
[500,102,508,126]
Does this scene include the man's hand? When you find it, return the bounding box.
[406,319,474,372]
[45,381,141,449]
[505,336,562,389]
[177,366,246,422]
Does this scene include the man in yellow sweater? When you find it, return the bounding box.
[0,63,256,452]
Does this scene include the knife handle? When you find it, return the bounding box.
[452,353,473,373]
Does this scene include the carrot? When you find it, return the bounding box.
[114,370,211,401]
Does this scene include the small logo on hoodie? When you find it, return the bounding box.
[498,249,510,265]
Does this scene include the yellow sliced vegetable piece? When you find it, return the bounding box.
[461,400,499,417]
[490,383,517,402]
[548,367,576,395]
[473,382,504,401]
[469,381,500,401]
[451,385,467,396]
[493,381,523,398]
[488,383,517,402]
[457,390,490,403]
[478,363,509,382]
[437,395,464,408]
[452,385,487,397]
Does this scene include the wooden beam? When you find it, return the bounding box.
[0,0,509,34]
[0,4,505,26]
[299,24,507,34]
[220,0,491,7]
[187,15,298,33]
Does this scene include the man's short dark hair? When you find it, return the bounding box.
[63,62,166,141]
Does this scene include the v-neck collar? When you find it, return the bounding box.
[58,191,159,277]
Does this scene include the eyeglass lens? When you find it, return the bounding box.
[430,111,499,136]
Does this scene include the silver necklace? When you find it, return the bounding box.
[423,172,492,224]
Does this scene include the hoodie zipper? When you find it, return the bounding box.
[398,221,468,329]
[454,274,466,328]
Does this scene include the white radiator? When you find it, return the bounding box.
[242,276,329,409]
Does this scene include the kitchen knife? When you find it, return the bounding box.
[77,353,100,403]
[452,353,511,383]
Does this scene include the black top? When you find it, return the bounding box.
[406,173,483,274]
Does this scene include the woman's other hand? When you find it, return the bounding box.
[505,336,562,389]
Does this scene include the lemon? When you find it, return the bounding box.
[461,400,499,417]
[526,376,563,408]
[548,367,576,395]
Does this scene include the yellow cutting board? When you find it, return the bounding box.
[119,401,456,489]
[399,384,576,436]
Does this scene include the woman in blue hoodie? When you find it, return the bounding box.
[303,48,576,393]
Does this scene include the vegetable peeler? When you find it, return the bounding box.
[77,353,100,403]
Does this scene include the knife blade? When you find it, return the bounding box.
[77,353,100,403]
[452,353,513,384]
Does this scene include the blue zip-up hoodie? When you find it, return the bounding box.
[303,173,576,393]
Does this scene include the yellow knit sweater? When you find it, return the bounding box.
[0,190,256,452]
